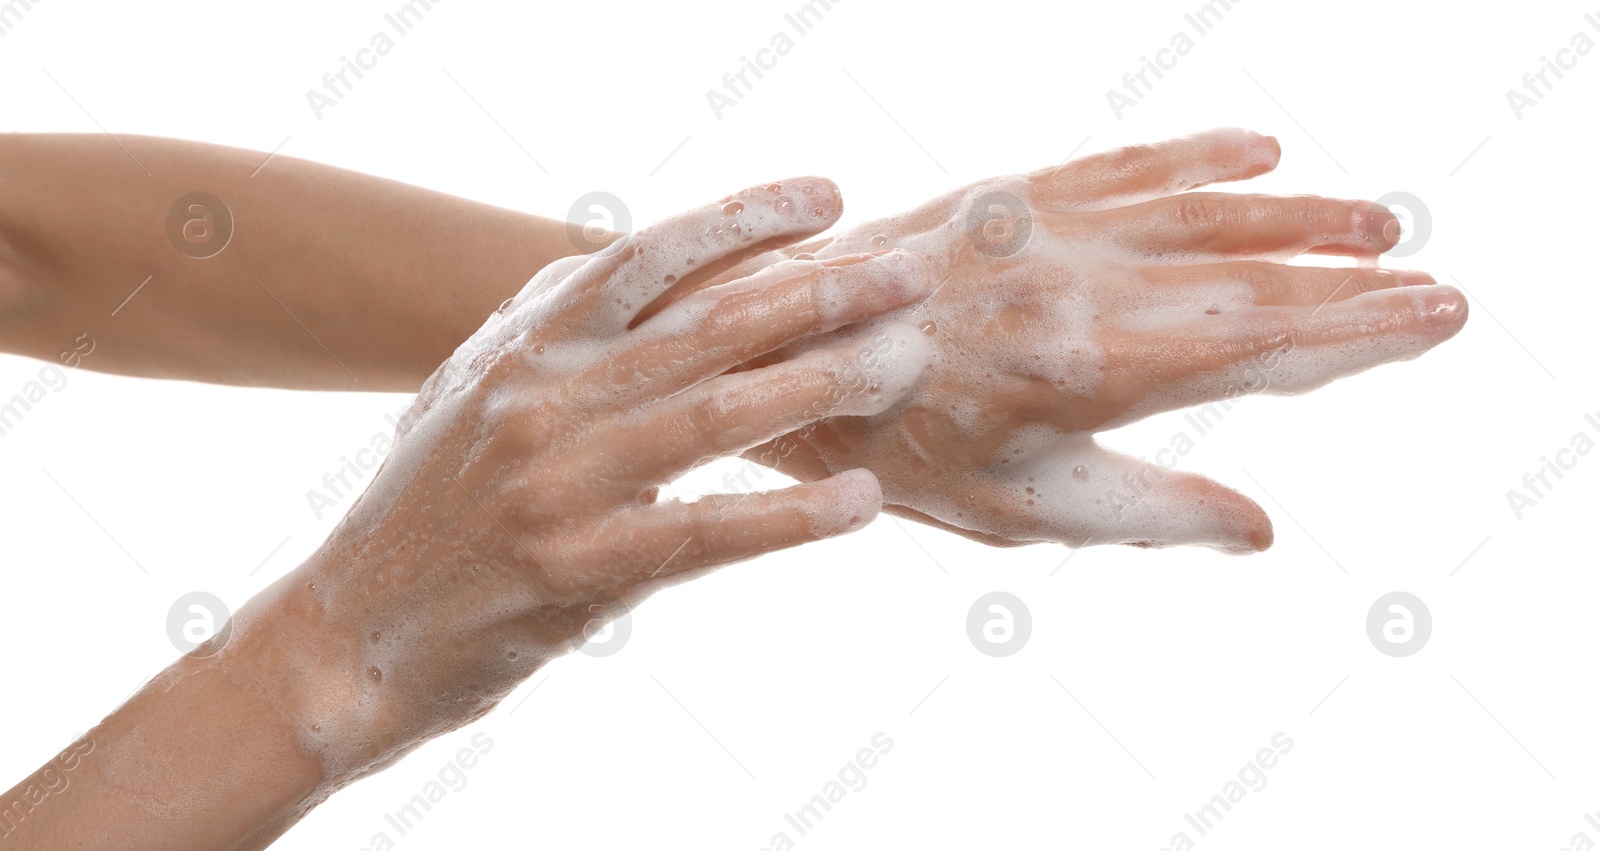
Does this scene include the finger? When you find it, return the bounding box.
[882,503,1027,548]
[578,323,931,487]
[1101,284,1468,423]
[1139,262,1435,308]
[555,177,843,335]
[1091,193,1400,260]
[580,250,931,401]
[490,254,590,323]
[1064,445,1274,553]
[898,435,1271,552]
[1030,128,1281,211]
[600,468,884,592]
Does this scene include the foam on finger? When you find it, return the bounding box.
[1114,284,1470,423]
[1036,127,1282,211]
[571,177,844,333]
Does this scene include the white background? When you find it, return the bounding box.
[2,0,1596,848]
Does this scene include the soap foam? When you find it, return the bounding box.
[764,162,1451,552]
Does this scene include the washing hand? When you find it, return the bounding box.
[684,130,1466,552]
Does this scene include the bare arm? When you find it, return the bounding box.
[0,133,568,390]
[0,131,1468,553]
[1,177,923,848]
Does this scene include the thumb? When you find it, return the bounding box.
[979,436,1273,553]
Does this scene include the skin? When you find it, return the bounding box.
[0,133,566,389]
[0,178,936,848]
[0,132,1469,846]
[672,129,1470,551]
[0,130,1467,553]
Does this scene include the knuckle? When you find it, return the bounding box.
[513,532,555,573]
[1172,194,1231,234]
[678,508,718,556]
[805,358,855,408]
[687,386,745,442]
[493,417,544,457]
[697,300,758,356]
[530,544,589,599]
[1232,262,1288,296]
[1109,144,1169,184]
[485,399,552,457]
[532,254,588,290]
[1303,197,1353,232]
[494,490,538,530]
[1229,310,1293,353]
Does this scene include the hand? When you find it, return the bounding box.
[687,130,1468,552]
[225,177,934,784]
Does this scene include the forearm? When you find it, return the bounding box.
[0,563,420,850]
[0,647,327,848]
[0,175,903,845]
[0,134,585,390]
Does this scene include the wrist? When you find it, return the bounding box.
[1,647,332,850]
[225,559,405,786]
[229,545,535,785]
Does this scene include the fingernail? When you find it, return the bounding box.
[1362,205,1401,245]
[816,468,883,534]
[1248,522,1274,552]
[794,176,841,219]
[1424,287,1466,327]
[1259,134,1282,168]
